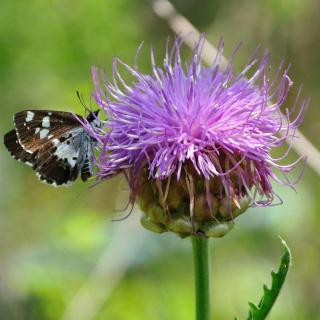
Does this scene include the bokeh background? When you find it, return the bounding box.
[1,0,320,319]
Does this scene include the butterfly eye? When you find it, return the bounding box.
[86,110,100,122]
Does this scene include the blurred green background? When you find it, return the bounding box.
[1,0,320,319]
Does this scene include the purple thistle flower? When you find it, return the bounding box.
[83,36,308,237]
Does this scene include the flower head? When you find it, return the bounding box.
[84,36,307,237]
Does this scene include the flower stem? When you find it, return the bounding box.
[192,236,211,320]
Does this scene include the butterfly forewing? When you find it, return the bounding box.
[4,129,35,166]
[14,110,81,153]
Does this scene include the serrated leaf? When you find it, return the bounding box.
[245,238,292,320]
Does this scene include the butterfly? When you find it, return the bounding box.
[3,109,99,186]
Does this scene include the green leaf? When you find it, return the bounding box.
[245,238,292,320]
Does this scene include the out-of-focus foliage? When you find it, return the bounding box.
[0,0,319,319]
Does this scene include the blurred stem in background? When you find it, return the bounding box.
[192,237,211,320]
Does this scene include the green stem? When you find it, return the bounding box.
[192,236,211,320]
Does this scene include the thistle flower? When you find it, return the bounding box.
[83,36,307,238]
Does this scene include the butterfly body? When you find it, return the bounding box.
[4,110,98,186]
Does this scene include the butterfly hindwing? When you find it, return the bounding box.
[33,127,89,186]
[40,129,96,185]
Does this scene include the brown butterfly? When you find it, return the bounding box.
[4,110,99,186]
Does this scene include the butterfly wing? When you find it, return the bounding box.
[33,127,87,186]
[14,110,81,153]
[4,129,35,166]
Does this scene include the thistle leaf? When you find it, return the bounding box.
[245,238,292,320]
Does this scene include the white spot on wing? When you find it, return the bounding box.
[52,139,60,146]
[39,129,49,139]
[42,116,50,128]
[35,128,40,134]
[26,111,34,122]
[69,157,77,167]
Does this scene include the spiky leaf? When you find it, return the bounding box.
[245,238,291,320]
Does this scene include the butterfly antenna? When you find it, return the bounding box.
[76,91,91,115]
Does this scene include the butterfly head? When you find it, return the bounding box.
[86,110,99,122]
[85,110,101,131]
